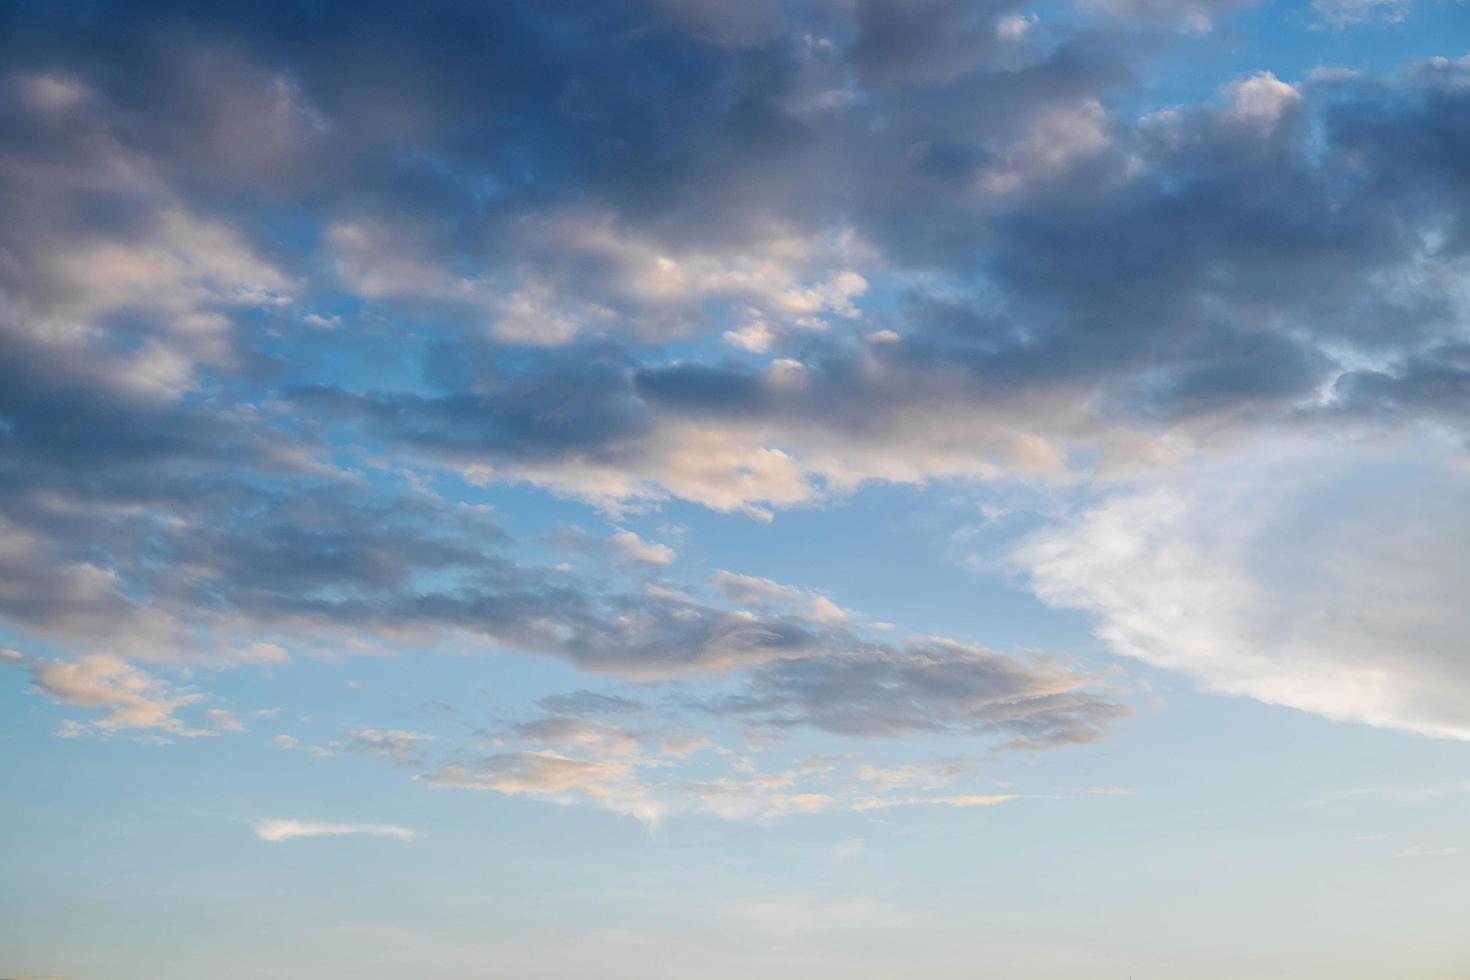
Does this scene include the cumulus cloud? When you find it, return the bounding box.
[253,819,416,843]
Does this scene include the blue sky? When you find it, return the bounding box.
[2,0,1470,977]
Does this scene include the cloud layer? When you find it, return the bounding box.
[1,0,1466,819]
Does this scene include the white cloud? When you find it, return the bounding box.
[711,570,854,623]
[253,819,416,843]
[857,762,968,793]
[1020,440,1470,740]
[1224,71,1300,128]
[607,530,676,565]
[996,13,1033,40]
[723,318,777,353]
[56,718,91,739]
[327,210,871,347]
[237,642,290,664]
[513,716,643,757]
[31,208,293,400]
[421,751,664,825]
[980,100,1113,194]
[687,777,837,820]
[851,793,1021,812]
[30,654,204,735]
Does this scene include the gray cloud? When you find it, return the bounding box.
[346,728,435,765]
[7,3,1466,528]
[721,638,1126,747]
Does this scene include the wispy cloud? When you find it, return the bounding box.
[252,819,416,843]
[1394,845,1463,860]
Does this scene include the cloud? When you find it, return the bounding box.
[237,642,290,664]
[851,793,1022,811]
[1019,440,1470,740]
[1395,845,1463,859]
[722,638,1127,747]
[511,716,644,757]
[1223,71,1300,127]
[421,751,663,824]
[607,530,676,566]
[685,778,838,820]
[347,728,435,764]
[712,571,852,623]
[29,655,204,735]
[252,819,416,843]
[202,709,246,733]
[536,690,645,717]
[1319,780,1470,805]
[370,685,1070,825]
[1311,0,1410,27]
[0,0,1464,812]
[857,762,971,793]
[1076,0,1261,31]
[4,5,1464,560]
[552,527,677,566]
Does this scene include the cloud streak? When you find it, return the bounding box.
[252,819,416,843]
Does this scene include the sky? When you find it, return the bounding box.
[1,0,1469,977]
